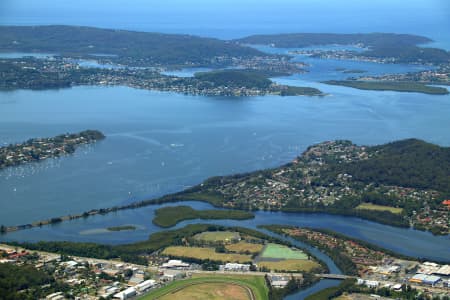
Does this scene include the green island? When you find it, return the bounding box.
[152,205,255,227]
[106,225,137,232]
[324,80,449,95]
[0,130,105,170]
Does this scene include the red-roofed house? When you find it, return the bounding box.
[442,200,450,209]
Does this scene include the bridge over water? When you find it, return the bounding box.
[315,274,356,280]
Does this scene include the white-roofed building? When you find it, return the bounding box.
[161,259,190,269]
[113,287,136,300]
[136,279,157,292]
[222,263,250,272]
[410,274,441,286]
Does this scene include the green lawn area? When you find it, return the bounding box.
[140,274,268,300]
[356,203,403,214]
[193,231,241,242]
[260,243,308,260]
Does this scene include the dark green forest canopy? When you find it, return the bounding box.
[194,69,273,88]
[0,263,56,300]
[153,205,254,227]
[0,25,265,64]
[324,139,450,194]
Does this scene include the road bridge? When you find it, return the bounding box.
[315,273,355,280]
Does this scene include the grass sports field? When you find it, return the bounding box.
[258,259,319,272]
[225,242,264,254]
[356,203,403,214]
[334,295,352,300]
[193,231,241,242]
[158,282,249,300]
[140,274,268,300]
[162,246,252,263]
[260,243,308,260]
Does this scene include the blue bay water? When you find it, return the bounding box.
[1,83,450,227]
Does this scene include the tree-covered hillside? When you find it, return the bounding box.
[326,139,450,194]
[0,25,264,64]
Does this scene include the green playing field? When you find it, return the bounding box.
[260,243,308,260]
